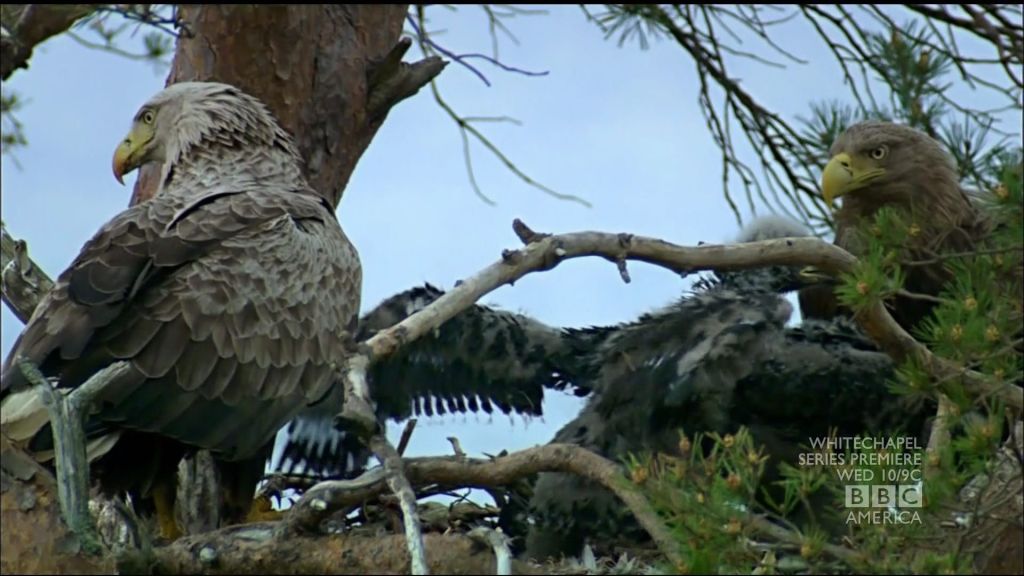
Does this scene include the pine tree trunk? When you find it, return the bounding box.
[130,5,409,208]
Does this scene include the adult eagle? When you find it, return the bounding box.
[0,82,361,538]
[800,121,988,332]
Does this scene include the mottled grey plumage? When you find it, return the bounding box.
[521,216,926,560]
[273,284,573,478]
[262,214,925,561]
[1,82,361,526]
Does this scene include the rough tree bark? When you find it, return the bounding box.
[131,4,414,208]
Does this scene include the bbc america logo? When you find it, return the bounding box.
[845,484,922,508]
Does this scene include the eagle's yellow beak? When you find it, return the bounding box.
[820,152,885,209]
[112,138,135,185]
[112,123,154,185]
[821,153,853,209]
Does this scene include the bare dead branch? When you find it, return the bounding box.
[0,4,97,80]
[334,352,428,573]
[362,219,1021,411]
[369,433,428,574]
[15,359,132,553]
[366,37,448,122]
[467,526,513,576]
[447,436,466,458]
[1,220,51,322]
[285,443,687,568]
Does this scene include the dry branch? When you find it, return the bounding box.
[368,434,428,574]
[1,220,50,322]
[0,4,96,80]
[14,360,134,554]
[336,346,428,573]
[467,526,513,576]
[364,219,1022,411]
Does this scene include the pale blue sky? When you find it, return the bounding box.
[2,7,1019,471]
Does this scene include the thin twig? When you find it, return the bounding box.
[397,418,418,457]
[410,6,591,208]
[447,436,466,458]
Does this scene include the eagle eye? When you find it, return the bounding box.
[141,110,156,125]
[870,146,888,160]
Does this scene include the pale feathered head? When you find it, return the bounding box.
[112,82,302,186]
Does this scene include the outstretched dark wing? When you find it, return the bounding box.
[272,284,575,478]
[360,285,574,420]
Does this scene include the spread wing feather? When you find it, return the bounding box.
[272,284,575,478]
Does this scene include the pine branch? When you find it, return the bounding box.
[363,219,1022,411]
[1,220,51,322]
[0,4,97,80]
[14,359,133,553]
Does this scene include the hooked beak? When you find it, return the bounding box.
[821,153,852,209]
[112,137,135,186]
[798,265,836,286]
[820,152,885,209]
[112,120,155,186]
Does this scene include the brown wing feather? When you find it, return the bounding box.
[2,187,361,463]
